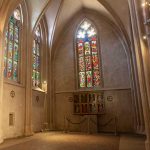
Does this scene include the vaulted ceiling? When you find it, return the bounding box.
[0,0,131,50]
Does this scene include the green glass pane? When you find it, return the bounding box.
[36,56,40,70]
[32,55,36,69]
[86,71,92,87]
[9,28,14,41]
[32,70,36,86]
[7,59,13,79]
[14,26,19,43]
[84,42,91,55]
[13,61,18,81]
[79,72,85,87]
[9,21,14,29]
[14,43,19,61]
[93,70,100,86]
[10,16,15,23]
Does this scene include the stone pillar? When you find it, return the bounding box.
[24,33,33,136]
[128,0,150,149]
[0,32,4,143]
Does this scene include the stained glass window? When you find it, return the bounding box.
[76,20,101,88]
[32,26,41,87]
[4,8,22,82]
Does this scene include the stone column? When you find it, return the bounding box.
[128,0,150,149]
[24,33,33,136]
[0,32,4,143]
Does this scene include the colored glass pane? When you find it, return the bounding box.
[77,41,84,57]
[32,25,41,87]
[79,72,85,87]
[85,56,92,71]
[93,70,100,86]
[91,40,98,55]
[4,57,7,77]
[33,40,36,54]
[14,9,21,21]
[10,16,15,23]
[84,42,91,55]
[79,57,85,71]
[9,21,14,29]
[32,55,36,69]
[14,27,19,43]
[7,59,13,79]
[4,7,22,82]
[36,72,40,86]
[14,46,18,61]
[13,61,18,81]
[76,20,101,88]
[36,44,40,56]
[86,71,92,87]
[8,42,13,59]
[92,55,99,70]
[32,70,36,86]
[5,30,8,38]
[36,56,40,70]
[14,42,18,51]
[9,28,14,40]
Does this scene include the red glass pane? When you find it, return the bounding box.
[77,42,84,57]
[91,39,98,55]
[86,71,92,87]
[93,70,100,86]
[79,57,85,71]
[8,42,13,59]
[92,55,99,70]
[85,56,92,71]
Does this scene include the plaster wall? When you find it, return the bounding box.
[32,90,46,132]
[2,83,25,139]
[54,12,133,133]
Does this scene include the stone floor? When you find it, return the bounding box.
[0,132,146,150]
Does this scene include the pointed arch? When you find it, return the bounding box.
[4,5,23,82]
[32,15,48,88]
[75,18,102,88]
[32,24,41,87]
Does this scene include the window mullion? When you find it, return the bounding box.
[6,26,9,78]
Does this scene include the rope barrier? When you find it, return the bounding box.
[64,115,117,135]
[66,117,87,125]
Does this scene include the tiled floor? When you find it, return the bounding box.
[0,132,146,150]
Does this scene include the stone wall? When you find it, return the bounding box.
[2,83,25,139]
[53,11,134,133]
[32,90,46,132]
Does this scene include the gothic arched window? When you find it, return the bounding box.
[76,19,101,88]
[4,7,22,82]
[32,25,41,87]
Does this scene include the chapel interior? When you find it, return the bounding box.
[0,0,150,150]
